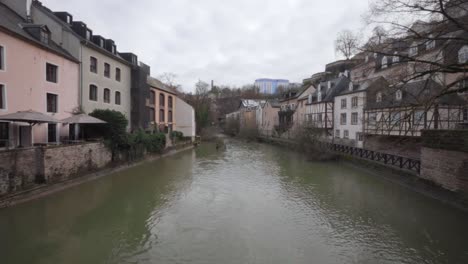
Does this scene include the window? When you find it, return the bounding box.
[149,91,156,105]
[369,113,377,125]
[317,113,323,122]
[168,110,173,122]
[115,91,121,105]
[40,30,49,45]
[46,93,58,113]
[103,88,110,103]
[391,112,401,126]
[46,63,58,83]
[104,63,110,78]
[459,45,468,64]
[356,132,363,141]
[48,124,57,143]
[409,45,418,57]
[413,110,425,125]
[349,82,354,91]
[427,35,435,50]
[89,85,98,101]
[317,92,322,102]
[376,92,382,103]
[341,98,347,109]
[381,56,388,69]
[393,52,399,63]
[149,108,155,123]
[396,90,403,101]
[160,109,165,122]
[90,57,97,73]
[0,122,8,148]
[335,129,340,138]
[0,84,5,109]
[116,68,121,82]
[0,45,4,70]
[168,96,173,108]
[344,130,349,139]
[351,112,358,125]
[340,113,347,125]
[351,96,358,108]
[463,108,468,121]
[86,30,92,40]
[160,93,165,106]
[308,94,312,104]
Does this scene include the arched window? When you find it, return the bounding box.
[168,96,173,108]
[89,84,97,101]
[426,34,435,50]
[376,92,382,103]
[393,52,399,63]
[396,90,402,101]
[159,93,165,107]
[115,91,121,105]
[459,45,468,64]
[103,88,110,103]
[381,56,388,69]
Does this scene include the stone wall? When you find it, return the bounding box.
[420,130,468,192]
[44,143,112,183]
[364,135,422,159]
[0,143,112,196]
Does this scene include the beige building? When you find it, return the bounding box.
[147,77,177,133]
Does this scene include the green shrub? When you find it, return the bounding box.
[170,131,184,140]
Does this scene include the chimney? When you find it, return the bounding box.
[26,0,32,22]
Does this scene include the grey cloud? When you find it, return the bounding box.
[43,0,369,92]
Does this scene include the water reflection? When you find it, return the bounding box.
[0,140,467,264]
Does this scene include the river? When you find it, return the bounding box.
[1,140,468,264]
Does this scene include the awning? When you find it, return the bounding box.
[60,114,107,124]
[0,110,59,124]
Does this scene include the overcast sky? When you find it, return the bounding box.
[43,0,370,92]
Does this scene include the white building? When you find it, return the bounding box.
[174,97,196,140]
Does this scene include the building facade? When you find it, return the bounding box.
[255,79,289,94]
[174,97,196,140]
[147,77,177,133]
[0,2,79,148]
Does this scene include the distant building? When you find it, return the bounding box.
[255,79,289,94]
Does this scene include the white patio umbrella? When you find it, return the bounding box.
[0,110,59,124]
[60,114,106,124]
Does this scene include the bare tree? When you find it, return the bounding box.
[158,72,182,93]
[335,30,360,59]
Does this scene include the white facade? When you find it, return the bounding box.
[333,91,366,148]
[81,46,132,128]
[174,97,196,139]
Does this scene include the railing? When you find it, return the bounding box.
[324,142,421,174]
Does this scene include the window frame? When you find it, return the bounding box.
[47,123,57,143]
[341,98,347,109]
[344,130,349,139]
[381,56,388,69]
[351,96,358,108]
[46,62,58,83]
[335,129,340,138]
[115,91,121,105]
[115,67,121,82]
[149,107,155,123]
[159,109,165,122]
[159,93,165,107]
[0,83,6,111]
[376,92,382,103]
[46,93,58,113]
[90,57,98,73]
[396,90,403,101]
[351,112,358,125]
[168,96,173,108]
[149,90,156,105]
[103,88,111,103]
[0,45,5,71]
[459,45,468,64]
[104,63,111,78]
[89,84,98,101]
[340,113,347,125]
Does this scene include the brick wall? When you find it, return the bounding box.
[420,130,468,192]
[0,143,112,196]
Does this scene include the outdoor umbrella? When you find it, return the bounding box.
[60,114,106,124]
[0,110,59,124]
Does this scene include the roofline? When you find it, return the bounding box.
[0,25,80,63]
[82,41,132,67]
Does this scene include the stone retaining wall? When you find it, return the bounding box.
[0,143,112,196]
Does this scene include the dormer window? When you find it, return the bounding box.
[349,82,354,91]
[40,29,49,45]
[381,56,388,69]
[66,16,71,24]
[308,94,312,104]
[318,92,322,102]
[396,90,402,101]
[86,30,92,40]
[393,52,399,63]
[426,34,435,50]
[459,45,468,64]
[376,92,382,103]
[111,45,116,54]
[409,45,418,57]
[99,39,104,48]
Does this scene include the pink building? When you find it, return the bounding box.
[0,3,79,148]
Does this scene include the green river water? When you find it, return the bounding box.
[1,140,468,264]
